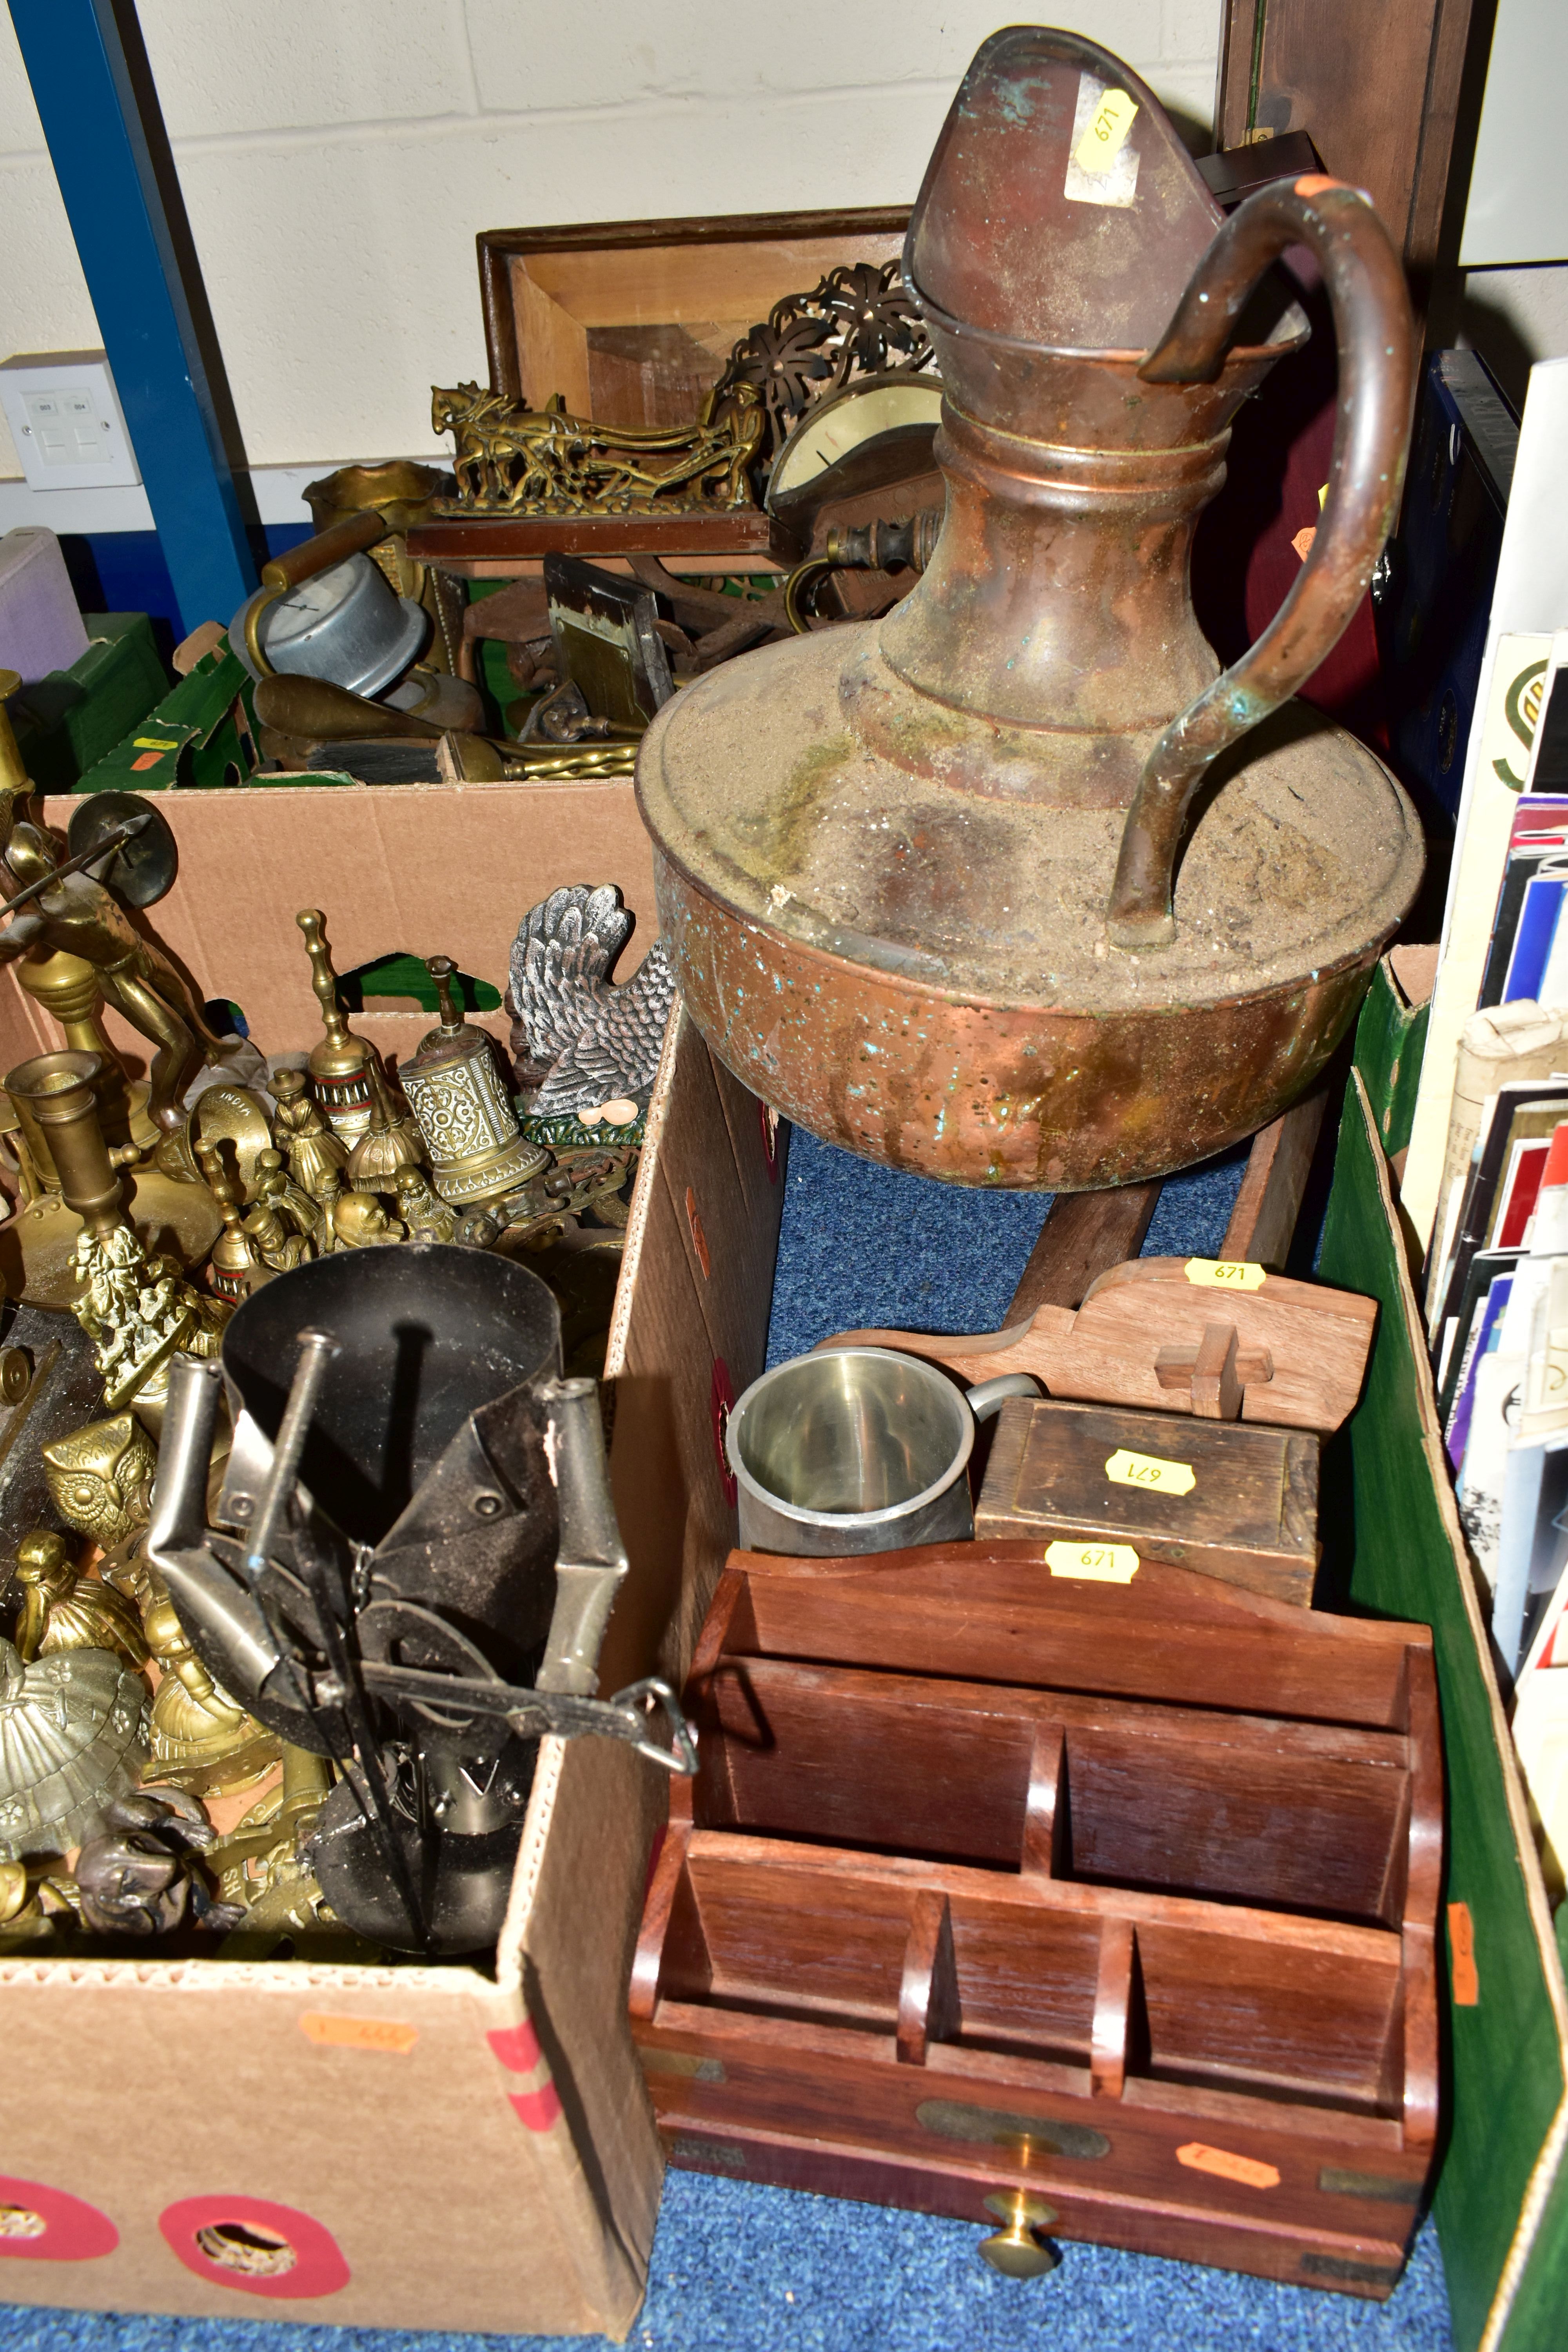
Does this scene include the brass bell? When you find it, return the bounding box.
[977,2190,1062,2279]
[296,908,375,1139]
[399,954,546,1209]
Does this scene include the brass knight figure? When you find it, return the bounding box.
[0,824,243,1130]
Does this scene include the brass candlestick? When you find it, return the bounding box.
[5,1049,128,1241]
[6,1049,227,1426]
[296,908,374,1139]
[399,954,546,1208]
[12,949,153,1155]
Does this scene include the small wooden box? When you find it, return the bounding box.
[975,1398,1320,1606]
[631,1544,1440,2300]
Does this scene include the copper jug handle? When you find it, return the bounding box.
[1106,177,1414,950]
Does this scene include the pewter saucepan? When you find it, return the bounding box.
[728,1346,1036,1555]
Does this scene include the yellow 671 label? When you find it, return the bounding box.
[1185,1258,1266,1291]
[1105,1448,1195,1497]
[1073,88,1138,175]
[1046,1541,1140,1583]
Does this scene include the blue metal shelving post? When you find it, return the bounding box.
[8,0,256,634]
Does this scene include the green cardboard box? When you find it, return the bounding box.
[74,636,260,795]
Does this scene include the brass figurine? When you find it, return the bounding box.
[241,1147,318,1272]
[211,1747,371,1956]
[331,1191,404,1248]
[432,258,930,518]
[138,1579,279,1800]
[431,381,763,519]
[0,1856,68,1949]
[73,1223,227,1424]
[42,1412,159,1554]
[296,909,376,1138]
[74,1791,245,1937]
[0,1635,150,1860]
[345,1055,425,1194]
[391,1162,456,1243]
[0,824,238,1131]
[270,1062,348,1230]
[399,954,546,1209]
[11,1532,149,1670]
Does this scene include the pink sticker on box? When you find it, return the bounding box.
[0,2177,118,2261]
[158,2195,350,2300]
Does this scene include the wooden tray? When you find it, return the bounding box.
[630,1544,1441,2298]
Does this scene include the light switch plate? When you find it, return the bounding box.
[0,349,142,491]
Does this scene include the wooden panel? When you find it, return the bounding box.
[1061,1725,1409,1927]
[688,1849,912,2031]
[510,262,592,415]
[729,1547,1422,1730]
[652,1030,779,1411]
[1135,1921,1402,2112]
[944,1900,1102,2063]
[407,510,778,568]
[694,1654,1411,1925]
[1215,0,1481,275]
[477,208,911,404]
[699,1657,1038,1865]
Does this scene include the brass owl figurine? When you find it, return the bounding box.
[42,1413,159,1553]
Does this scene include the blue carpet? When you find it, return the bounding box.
[1,1120,1455,2352]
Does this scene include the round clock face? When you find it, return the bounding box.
[766,372,944,515]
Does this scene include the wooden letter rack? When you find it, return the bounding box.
[631,1544,1440,2297]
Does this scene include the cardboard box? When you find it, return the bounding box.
[0,776,658,1075]
[0,781,786,2333]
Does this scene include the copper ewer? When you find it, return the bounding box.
[637,28,1423,1189]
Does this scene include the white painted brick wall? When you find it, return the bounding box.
[0,3,1223,478]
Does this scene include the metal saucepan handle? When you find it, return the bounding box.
[1106,176,1414,950]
